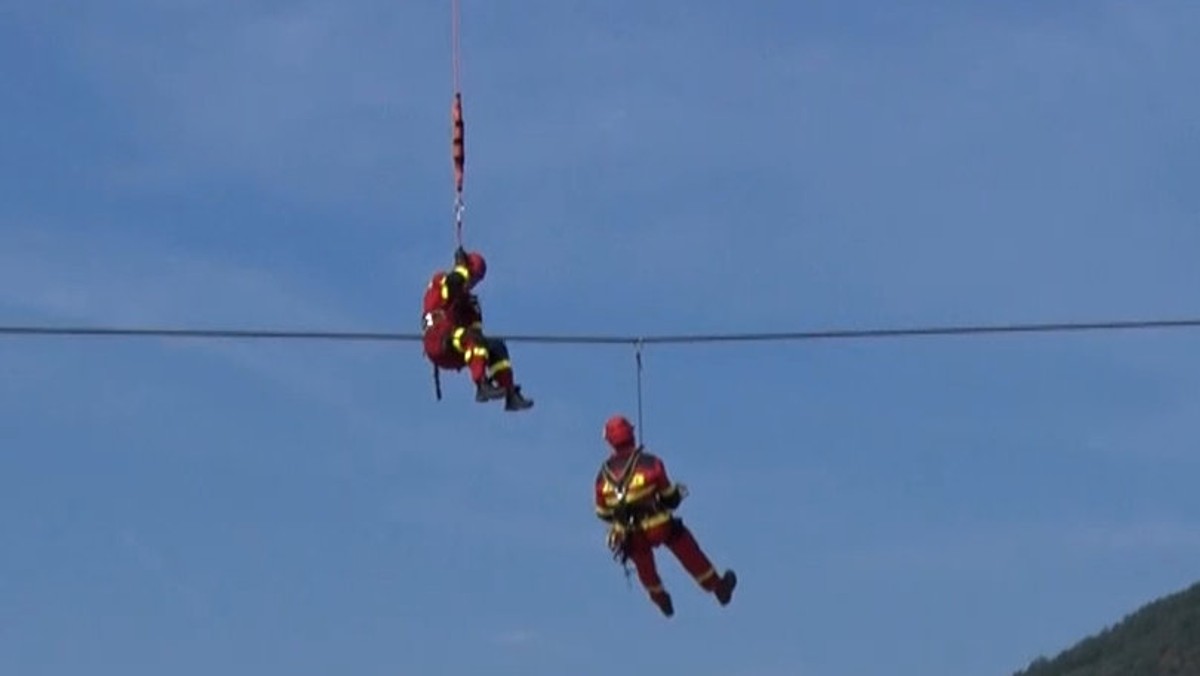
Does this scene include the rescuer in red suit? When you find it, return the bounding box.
[594,415,736,616]
[421,247,532,411]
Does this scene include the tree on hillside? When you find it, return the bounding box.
[1014,581,1200,676]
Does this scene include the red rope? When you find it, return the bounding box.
[452,95,464,198]
[451,0,461,93]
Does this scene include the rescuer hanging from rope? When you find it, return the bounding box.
[418,9,531,412]
[421,247,533,411]
[594,415,736,616]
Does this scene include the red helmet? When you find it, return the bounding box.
[465,251,486,284]
[603,415,636,449]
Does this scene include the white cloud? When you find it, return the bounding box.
[0,221,592,539]
[491,628,537,647]
[45,1,443,211]
[1070,519,1200,552]
[0,223,412,450]
[836,516,1200,577]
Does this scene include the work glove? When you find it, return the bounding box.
[658,483,689,509]
[454,246,469,266]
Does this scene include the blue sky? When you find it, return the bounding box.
[3,1,1199,674]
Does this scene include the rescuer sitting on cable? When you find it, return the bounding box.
[594,415,736,617]
[421,246,532,411]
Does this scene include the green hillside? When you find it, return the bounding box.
[1014,581,1200,676]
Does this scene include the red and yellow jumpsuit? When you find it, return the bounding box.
[421,261,515,393]
[594,447,736,616]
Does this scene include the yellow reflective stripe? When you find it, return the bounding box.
[694,567,717,583]
[487,359,511,376]
[441,266,470,300]
[599,489,656,508]
[624,485,656,503]
[638,512,672,530]
[601,492,628,507]
[451,329,489,360]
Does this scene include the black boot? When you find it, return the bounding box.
[504,386,533,411]
[650,590,674,617]
[715,570,737,606]
[475,379,506,402]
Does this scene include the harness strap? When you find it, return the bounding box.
[603,446,647,567]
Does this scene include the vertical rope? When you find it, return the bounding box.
[450,0,461,93]
[634,339,644,444]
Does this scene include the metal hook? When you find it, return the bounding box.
[453,195,465,248]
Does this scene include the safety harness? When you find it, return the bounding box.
[602,446,650,582]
